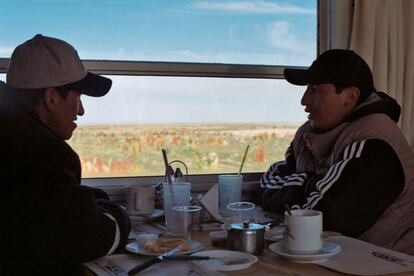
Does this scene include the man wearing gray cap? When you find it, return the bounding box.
[0,35,130,274]
[258,49,414,254]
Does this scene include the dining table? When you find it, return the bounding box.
[171,230,342,276]
[83,219,414,276]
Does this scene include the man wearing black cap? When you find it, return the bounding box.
[0,35,130,274]
[258,49,414,254]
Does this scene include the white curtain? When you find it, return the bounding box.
[350,0,414,146]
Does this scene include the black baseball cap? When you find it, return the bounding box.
[284,49,375,103]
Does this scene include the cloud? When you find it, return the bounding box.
[193,1,315,14]
[268,21,314,53]
[0,46,14,57]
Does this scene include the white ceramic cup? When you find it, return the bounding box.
[284,209,323,255]
[125,185,155,216]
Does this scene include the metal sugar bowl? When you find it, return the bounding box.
[227,222,266,255]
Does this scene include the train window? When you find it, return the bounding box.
[0,0,317,179]
[0,0,317,65]
[70,75,306,177]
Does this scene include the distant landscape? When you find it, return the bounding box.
[68,123,299,178]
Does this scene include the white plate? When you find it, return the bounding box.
[191,250,258,271]
[125,239,203,256]
[265,227,329,242]
[129,209,164,223]
[269,241,341,263]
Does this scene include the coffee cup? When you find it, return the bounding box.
[125,185,155,216]
[284,209,323,255]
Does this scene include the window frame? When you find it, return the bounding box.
[0,0,331,191]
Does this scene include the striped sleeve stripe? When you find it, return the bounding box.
[316,159,346,191]
[344,140,365,159]
[269,160,287,172]
[320,160,350,194]
[302,140,366,210]
[268,173,306,185]
[356,140,365,157]
[260,160,286,188]
[263,175,282,187]
[264,179,304,189]
[260,146,294,188]
[263,173,307,189]
[103,212,121,256]
[303,159,351,209]
[304,191,320,204]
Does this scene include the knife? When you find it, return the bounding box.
[164,255,249,265]
[164,255,210,261]
[128,245,181,275]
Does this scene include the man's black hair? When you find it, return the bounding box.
[5,85,72,114]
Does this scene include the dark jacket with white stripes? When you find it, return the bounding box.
[0,82,131,275]
[258,91,414,254]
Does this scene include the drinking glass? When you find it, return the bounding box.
[162,182,191,236]
[218,174,242,218]
[227,201,255,224]
[172,205,202,239]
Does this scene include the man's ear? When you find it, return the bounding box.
[344,87,360,107]
[42,88,59,112]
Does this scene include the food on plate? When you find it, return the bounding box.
[145,238,189,253]
[136,233,158,249]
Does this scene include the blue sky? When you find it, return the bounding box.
[0,0,317,124]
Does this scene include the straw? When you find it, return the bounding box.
[238,145,250,176]
[161,149,176,208]
[162,149,173,184]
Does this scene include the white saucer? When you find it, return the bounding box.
[265,228,329,242]
[269,241,341,263]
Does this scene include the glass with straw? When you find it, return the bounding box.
[218,145,249,219]
[161,149,192,236]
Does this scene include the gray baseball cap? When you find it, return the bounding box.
[6,34,111,97]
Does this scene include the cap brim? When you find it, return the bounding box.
[283,68,310,86]
[69,72,112,97]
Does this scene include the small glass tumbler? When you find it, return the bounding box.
[227,201,255,224]
[172,205,202,239]
[162,182,191,236]
[136,233,158,250]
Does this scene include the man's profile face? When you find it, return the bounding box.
[301,83,353,130]
[48,90,84,140]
